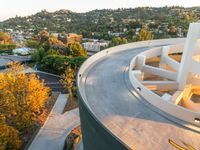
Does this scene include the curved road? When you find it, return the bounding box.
[82,47,200,149]
[36,72,65,92]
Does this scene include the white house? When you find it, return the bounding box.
[83,41,110,52]
[13,47,35,55]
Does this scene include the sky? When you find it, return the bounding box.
[0,0,200,21]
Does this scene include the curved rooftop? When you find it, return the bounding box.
[78,39,200,149]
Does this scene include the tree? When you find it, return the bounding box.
[0,63,49,149]
[110,37,128,47]
[61,65,76,99]
[48,35,64,46]
[0,124,21,150]
[68,42,87,57]
[0,32,13,45]
[41,55,68,74]
[169,25,177,35]
[125,29,135,40]
[0,62,49,130]
[130,20,142,29]
[32,47,46,63]
[136,27,153,41]
[26,39,40,49]
[41,55,86,75]
[0,114,21,150]
[38,30,49,43]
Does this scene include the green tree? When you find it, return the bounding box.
[32,47,46,63]
[68,42,87,57]
[41,55,86,75]
[110,37,128,46]
[26,39,40,49]
[125,29,135,40]
[136,27,153,41]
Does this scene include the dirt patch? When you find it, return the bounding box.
[63,96,79,113]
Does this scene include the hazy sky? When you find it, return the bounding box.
[0,0,200,21]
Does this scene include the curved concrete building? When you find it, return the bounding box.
[77,23,200,150]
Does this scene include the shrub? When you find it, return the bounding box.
[0,44,16,50]
[0,62,50,130]
[26,39,40,49]
[41,55,86,75]
[31,47,46,63]
[0,49,13,55]
[0,124,21,150]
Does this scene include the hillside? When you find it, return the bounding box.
[0,7,200,40]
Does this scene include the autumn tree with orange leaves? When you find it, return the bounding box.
[0,63,50,150]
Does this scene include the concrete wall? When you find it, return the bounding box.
[77,38,188,149]
[78,93,130,150]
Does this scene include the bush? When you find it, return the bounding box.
[40,55,68,74]
[68,42,87,57]
[0,49,13,55]
[0,63,50,149]
[0,124,21,150]
[31,47,46,63]
[109,37,128,47]
[41,55,86,75]
[26,39,40,49]
[0,44,16,50]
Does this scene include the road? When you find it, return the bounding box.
[0,55,31,68]
[82,47,200,149]
[0,65,65,92]
[0,55,31,62]
[36,72,65,93]
[0,58,10,67]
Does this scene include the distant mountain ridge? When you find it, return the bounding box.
[0,6,200,39]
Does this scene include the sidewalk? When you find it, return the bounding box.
[28,94,80,150]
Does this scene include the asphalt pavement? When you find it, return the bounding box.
[36,72,66,93]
